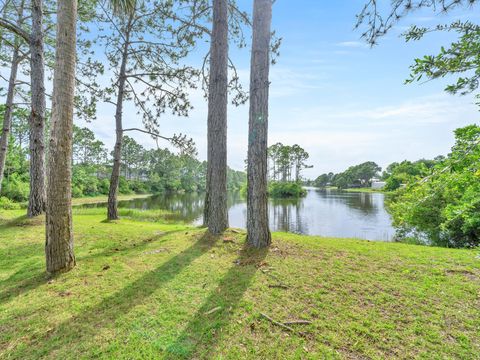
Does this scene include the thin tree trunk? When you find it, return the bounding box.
[203,0,229,234]
[247,0,272,248]
[107,19,132,220]
[0,0,25,193]
[0,47,20,193]
[45,0,77,274]
[27,0,46,217]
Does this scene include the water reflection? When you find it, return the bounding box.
[84,188,395,241]
[270,198,308,234]
[315,189,377,216]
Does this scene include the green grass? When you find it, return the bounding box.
[342,188,384,193]
[0,194,152,211]
[318,187,386,193]
[71,193,153,206]
[0,208,479,359]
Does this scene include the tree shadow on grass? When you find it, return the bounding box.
[0,230,175,306]
[23,231,220,359]
[166,245,268,359]
[0,216,47,305]
[0,264,47,305]
[0,214,44,230]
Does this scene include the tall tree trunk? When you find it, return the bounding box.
[203,0,229,234]
[0,0,25,193]
[107,19,132,220]
[27,0,46,217]
[0,47,20,193]
[247,0,272,248]
[45,0,77,274]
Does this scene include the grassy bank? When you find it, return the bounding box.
[343,188,384,193]
[314,187,384,193]
[0,194,152,210]
[0,209,479,359]
[72,193,152,206]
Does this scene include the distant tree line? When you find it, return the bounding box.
[311,158,450,191]
[0,120,246,205]
[312,161,381,189]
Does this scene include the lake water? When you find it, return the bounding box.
[107,187,395,241]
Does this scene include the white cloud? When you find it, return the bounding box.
[336,41,367,48]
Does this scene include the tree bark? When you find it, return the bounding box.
[203,0,229,234]
[45,0,77,274]
[0,0,25,193]
[27,0,46,217]
[0,47,20,193]
[107,18,132,221]
[247,0,272,248]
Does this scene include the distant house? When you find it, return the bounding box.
[371,181,386,190]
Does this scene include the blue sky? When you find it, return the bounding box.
[84,1,480,178]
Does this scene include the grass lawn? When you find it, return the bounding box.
[0,207,479,359]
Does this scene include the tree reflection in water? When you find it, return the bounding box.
[82,188,395,241]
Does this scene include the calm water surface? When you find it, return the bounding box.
[106,187,395,241]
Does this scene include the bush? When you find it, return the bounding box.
[1,174,29,202]
[118,177,133,194]
[384,176,402,191]
[0,196,21,210]
[129,180,149,194]
[240,182,307,198]
[72,186,83,198]
[388,125,480,248]
[268,181,307,198]
[72,166,100,197]
[98,179,110,195]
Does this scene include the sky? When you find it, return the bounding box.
[78,0,480,179]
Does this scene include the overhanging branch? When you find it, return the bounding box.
[0,17,29,42]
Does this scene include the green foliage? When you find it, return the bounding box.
[128,180,149,194]
[313,172,334,187]
[323,161,381,189]
[98,179,110,195]
[268,181,307,198]
[356,2,480,106]
[1,134,29,202]
[266,143,310,198]
[0,196,21,210]
[2,121,247,202]
[1,173,29,202]
[405,21,480,106]
[73,125,108,165]
[389,125,480,247]
[118,176,134,195]
[382,159,438,191]
[268,143,311,182]
[384,176,402,192]
[72,166,100,197]
[227,168,247,191]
